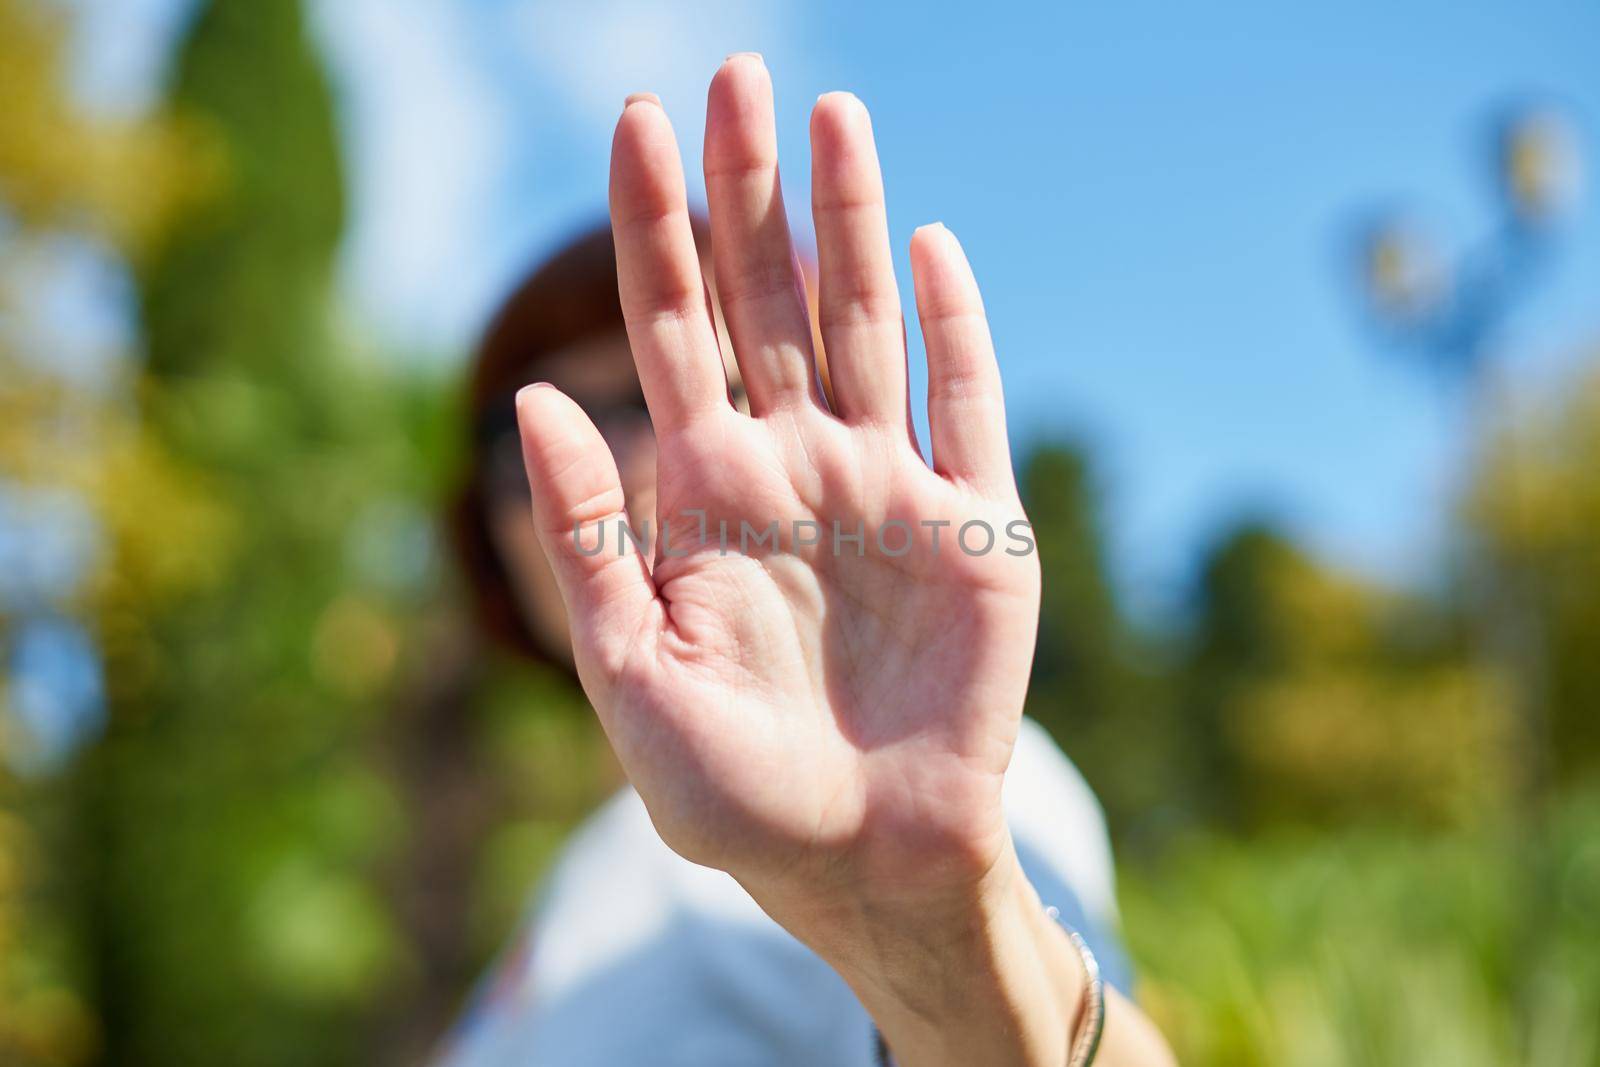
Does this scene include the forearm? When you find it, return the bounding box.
[757,838,1176,1067]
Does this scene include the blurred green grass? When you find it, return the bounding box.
[1121,788,1600,1066]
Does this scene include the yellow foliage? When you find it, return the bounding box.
[0,364,235,616]
[1469,354,1600,561]
[1230,665,1512,823]
[0,807,98,1067]
[311,595,401,699]
[0,0,210,256]
[1215,533,1518,823]
[1463,350,1600,783]
[1253,545,1389,667]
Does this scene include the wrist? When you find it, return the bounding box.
[757,838,1087,1067]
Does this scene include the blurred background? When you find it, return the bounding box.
[2,1,1598,1064]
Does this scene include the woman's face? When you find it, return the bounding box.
[487,327,744,666]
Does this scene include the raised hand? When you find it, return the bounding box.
[515,56,1127,1067]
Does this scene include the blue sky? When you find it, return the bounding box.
[77,0,1600,610]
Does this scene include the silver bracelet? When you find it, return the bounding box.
[870,907,1107,1067]
[1045,906,1105,1067]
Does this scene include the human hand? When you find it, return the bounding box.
[516,55,1102,1066]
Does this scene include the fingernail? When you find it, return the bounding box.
[725,51,764,64]
[817,90,858,104]
[623,91,661,109]
[516,382,553,408]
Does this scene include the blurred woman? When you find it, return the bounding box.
[442,56,1175,1067]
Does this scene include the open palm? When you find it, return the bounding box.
[515,56,1040,925]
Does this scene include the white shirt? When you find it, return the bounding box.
[439,718,1127,1066]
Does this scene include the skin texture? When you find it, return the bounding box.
[512,56,1176,1067]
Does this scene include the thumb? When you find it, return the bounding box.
[515,383,659,682]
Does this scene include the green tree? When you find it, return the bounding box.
[1467,350,1600,785]
[1023,445,1121,727]
[1182,522,1508,828]
[138,0,343,384]
[1182,524,1301,823]
[1019,443,1177,838]
[80,1,412,1064]
[0,2,201,1064]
